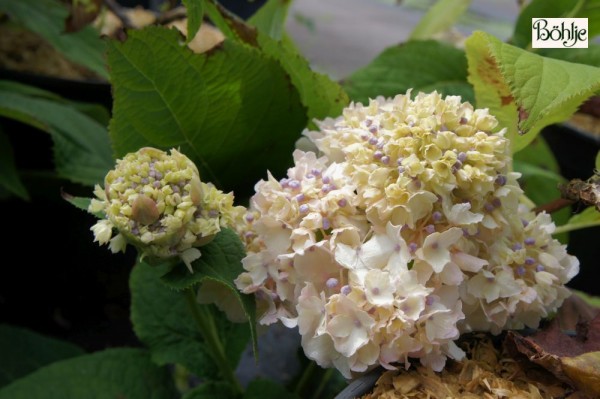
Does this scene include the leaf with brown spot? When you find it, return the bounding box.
[465,31,600,153]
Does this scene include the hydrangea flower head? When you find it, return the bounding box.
[235,92,579,378]
[90,147,244,271]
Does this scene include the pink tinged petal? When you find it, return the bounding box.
[255,217,292,254]
[328,314,354,338]
[241,252,271,286]
[440,262,464,285]
[295,245,340,289]
[444,341,465,360]
[334,243,361,270]
[416,227,463,273]
[364,269,395,305]
[467,271,500,302]
[360,234,396,269]
[420,351,447,372]
[425,307,461,341]
[353,341,380,372]
[297,284,326,335]
[398,295,426,321]
[301,333,335,369]
[451,252,488,272]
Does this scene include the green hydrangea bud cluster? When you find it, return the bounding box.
[90,147,244,271]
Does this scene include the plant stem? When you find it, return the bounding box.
[294,360,317,395]
[184,289,243,394]
[312,368,334,399]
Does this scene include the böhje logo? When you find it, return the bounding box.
[532,18,588,48]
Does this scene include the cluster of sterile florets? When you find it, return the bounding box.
[234,92,578,378]
[90,147,244,272]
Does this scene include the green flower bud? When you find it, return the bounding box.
[90,147,245,272]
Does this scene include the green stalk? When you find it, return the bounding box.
[312,368,334,399]
[184,289,243,394]
[294,360,317,395]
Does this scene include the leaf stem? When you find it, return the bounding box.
[184,289,243,394]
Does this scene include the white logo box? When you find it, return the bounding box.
[532,18,588,49]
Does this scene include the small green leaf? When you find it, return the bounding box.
[182,0,205,44]
[409,0,472,40]
[160,229,257,356]
[465,31,600,153]
[0,325,84,388]
[555,206,600,235]
[0,348,177,399]
[243,379,301,399]
[342,40,474,105]
[0,81,113,186]
[108,27,306,196]
[595,150,600,171]
[130,259,250,379]
[0,0,107,79]
[0,130,29,200]
[248,0,291,40]
[182,381,237,399]
[512,0,600,49]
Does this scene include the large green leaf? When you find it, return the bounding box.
[108,26,306,196]
[409,0,472,40]
[0,130,29,200]
[0,81,113,186]
[512,0,600,49]
[130,259,250,379]
[0,0,107,79]
[0,325,84,388]
[465,31,600,153]
[206,3,348,125]
[182,0,205,44]
[342,40,474,105]
[160,229,257,356]
[0,348,177,399]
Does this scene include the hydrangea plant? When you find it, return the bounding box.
[234,91,579,377]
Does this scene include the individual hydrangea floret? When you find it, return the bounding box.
[234,91,579,378]
[90,147,244,272]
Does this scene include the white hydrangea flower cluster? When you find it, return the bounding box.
[90,147,244,272]
[234,92,579,378]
